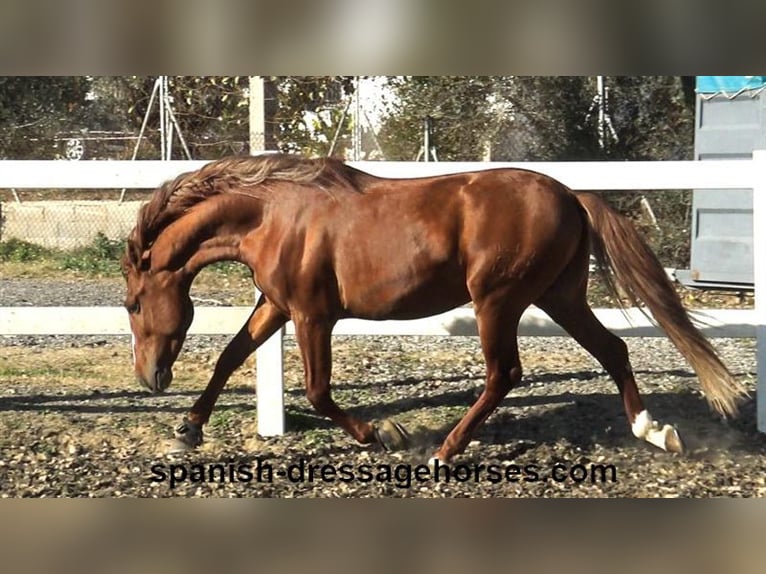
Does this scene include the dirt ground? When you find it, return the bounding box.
[1,328,764,498]
[1,269,763,497]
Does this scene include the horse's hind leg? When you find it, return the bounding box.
[433,295,524,463]
[536,293,685,453]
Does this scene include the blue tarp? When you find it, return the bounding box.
[696,76,766,94]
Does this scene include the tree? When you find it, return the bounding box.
[0,77,91,158]
[163,76,250,158]
[602,76,694,160]
[489,76,601,161]
[0,76,376,160]
[270,76,357,156]
[377,76,694,163]
[378,77,498,161]
[0,77,253,160]
[491,76,694,161]
[97,76,251,159]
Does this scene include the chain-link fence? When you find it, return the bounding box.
[0,188,152,250]
[2,200,136,250]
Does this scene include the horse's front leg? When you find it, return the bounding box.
[294,315,402,447]
[172,296,287,450]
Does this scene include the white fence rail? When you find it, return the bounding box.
[1,155,765,436]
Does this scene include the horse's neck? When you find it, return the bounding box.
[150,197,260,275]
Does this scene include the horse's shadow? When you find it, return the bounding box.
[0,387,251,415]
[279,369,764,457]
[286,389,734,447]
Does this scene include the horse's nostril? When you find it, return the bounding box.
[155,367,173,392]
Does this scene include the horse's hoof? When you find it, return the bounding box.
[663,425,686,454]
[374,419,410,451]
[427,456,446,470]
[164,438,197,454]
[173,419,204,449]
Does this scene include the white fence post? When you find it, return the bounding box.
[255,326,285,436]
[753,150,766,432]
[252,286,285,436]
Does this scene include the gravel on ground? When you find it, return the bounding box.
[1,277,763,498]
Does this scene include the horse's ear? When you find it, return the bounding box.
[119,253,130,278]
[139,250,151,272]
[125,234,149,273]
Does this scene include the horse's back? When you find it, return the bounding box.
[326,168,584,319]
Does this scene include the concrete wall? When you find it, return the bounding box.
[0,200,143,249]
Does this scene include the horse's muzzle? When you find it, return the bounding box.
[137,366,173,394]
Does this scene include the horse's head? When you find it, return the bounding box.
[122,255,193,393]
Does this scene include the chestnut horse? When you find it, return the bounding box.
[121,153,747,463]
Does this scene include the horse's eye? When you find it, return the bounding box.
[127,302,141,314]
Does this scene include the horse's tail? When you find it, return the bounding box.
[575,191,748,417]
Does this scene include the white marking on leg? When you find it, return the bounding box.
[131,333,137,366]
[631,409,654,438]
[631,409,678,451]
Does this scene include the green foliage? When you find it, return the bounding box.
[605,76,694,160]
[0,238,53,262]
[83,76,361,159]
[205,261,252,279]
[0,77,92,159]
[490,76,601,161]
[378,76,499,161]
[108,75,359,158]
[93,76,251,159]
[0,235,126,275]
[378,76,693,164]
[0,76,254,161]
[272,76,357,156]
[59,233,125,275]
[156,76,250,158]
[0,75,694,162]
[0,235,261,278]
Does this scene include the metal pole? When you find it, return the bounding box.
[597,76,605,149]
[328,97,352,156]
[166,110,174,161]
[423,116,431,162]
[363,108,385,159]
[127,78,160,162]
[353,76,361,160]
[120,77,161,202]
[159,76,167,160]
[165,103,192,160]
[165,77,175,160]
